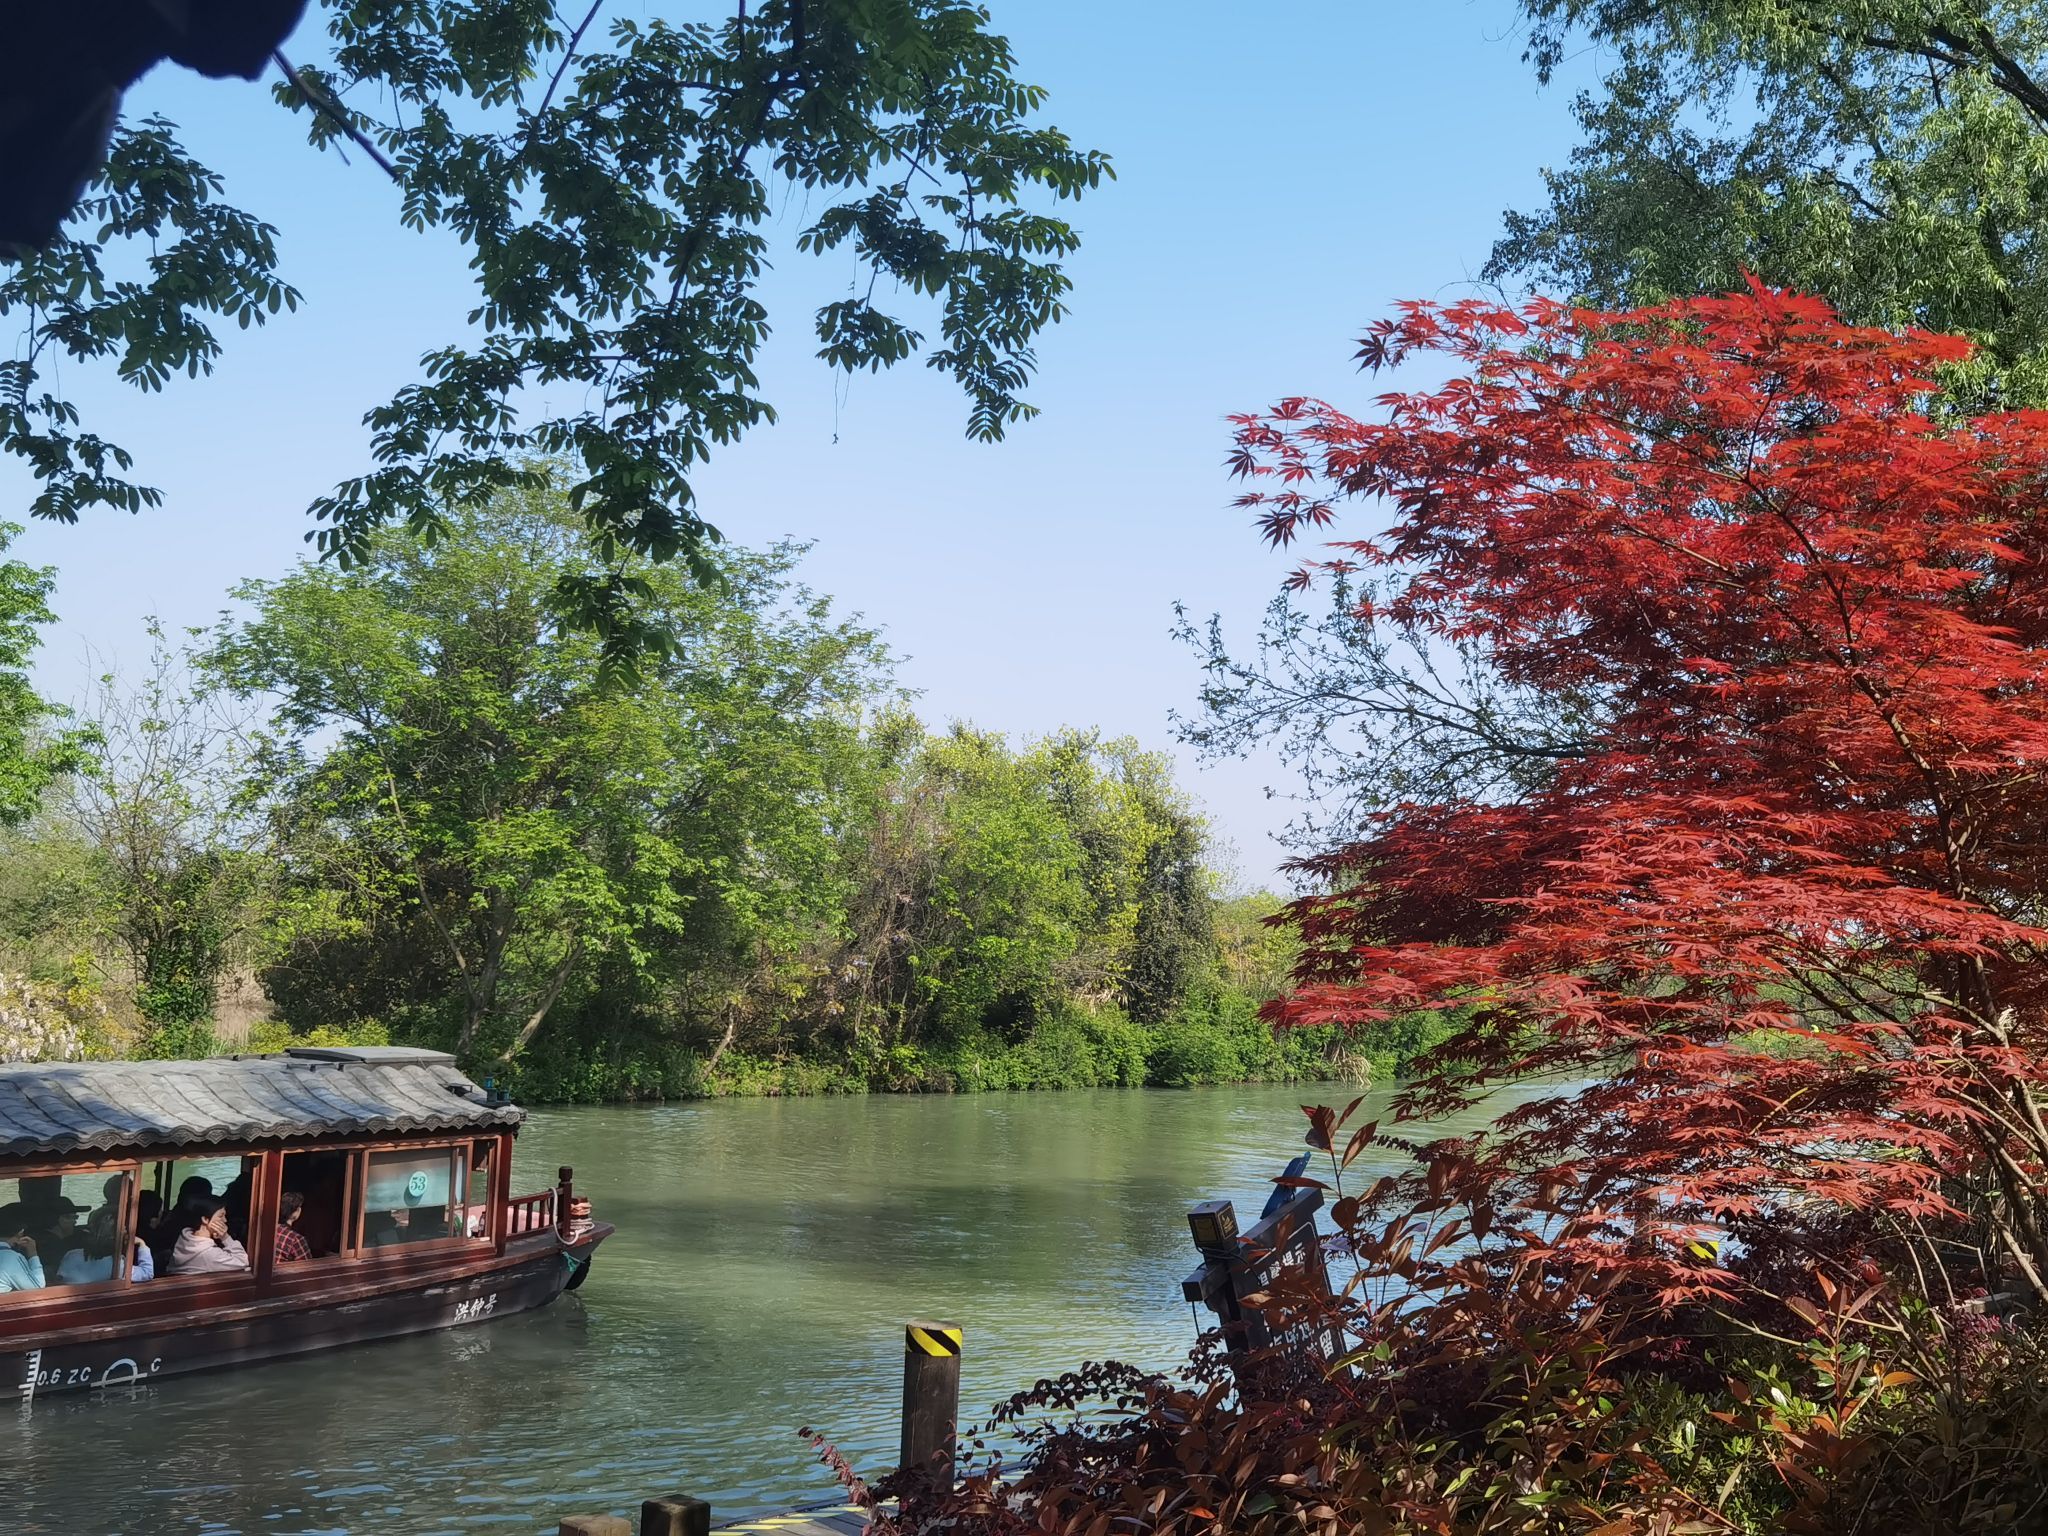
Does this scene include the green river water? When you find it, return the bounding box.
[6,1080,1540,1535]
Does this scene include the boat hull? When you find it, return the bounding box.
[4,1225,610,1403]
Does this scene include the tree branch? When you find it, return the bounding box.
[496,938,584,1063]
[535,0,606,125]
[274,51,402,183]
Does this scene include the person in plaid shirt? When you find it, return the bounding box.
[274,1191,312,1263]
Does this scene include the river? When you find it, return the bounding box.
[7,1080,1537,1535]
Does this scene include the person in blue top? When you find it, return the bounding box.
[0,1204,46,1292]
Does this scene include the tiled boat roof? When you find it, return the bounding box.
[0,1049,522,1159]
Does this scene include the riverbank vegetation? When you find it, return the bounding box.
[0,500,1441,1100]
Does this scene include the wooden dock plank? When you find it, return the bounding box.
[716,1503,869,1536]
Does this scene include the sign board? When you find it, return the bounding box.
[1181,1187,1345,1366]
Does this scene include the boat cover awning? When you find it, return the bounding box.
[0,1050,523,1160]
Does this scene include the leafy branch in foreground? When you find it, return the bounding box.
[1,1,1109,654]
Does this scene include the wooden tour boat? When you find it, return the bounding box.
[0,1046,611,1402]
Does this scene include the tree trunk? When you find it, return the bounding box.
[704,1005,739,1073]
[495,940,582,1065]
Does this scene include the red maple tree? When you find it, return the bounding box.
[1233,283,2048,1303]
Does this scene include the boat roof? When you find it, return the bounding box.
[0,1049,523,1161]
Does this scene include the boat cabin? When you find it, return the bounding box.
[0,1047,607,1399]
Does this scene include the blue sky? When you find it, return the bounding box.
[3,3,1599,883]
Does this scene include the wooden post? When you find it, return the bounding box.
[556,1165,575,1239]
[1181,1190,1334,1360]
[899,1319,963,1486]
[639,1494,710,1536]
[558,1518,631,1536]
[490,1131,514,1253]
[1183,1200,1247,1349]
[250,1148,284,1283]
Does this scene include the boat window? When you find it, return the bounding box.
[142,1153,261,1276]
[2,1168,137,1292]
[362,1146,467,1248]
[278,1149,360,1261]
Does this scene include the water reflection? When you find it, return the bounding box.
[4,1080,1544,1534]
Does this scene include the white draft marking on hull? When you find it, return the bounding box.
[18,1348,40,1406]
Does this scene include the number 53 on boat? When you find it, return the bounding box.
[0,1047,611,1401]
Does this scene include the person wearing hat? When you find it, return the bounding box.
[26,1196,84,1273]
[0,1204,45,1291]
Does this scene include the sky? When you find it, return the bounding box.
[2,2,1601,885]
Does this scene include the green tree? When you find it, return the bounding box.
[1210,890,1298,1003]
[1495,3,2048,406]
[0,815,107,986]
[210,485,894,1065]
[1034,731,1211,1022]
[861,723,1088,1043]
[3,3,1109,652]
[822,725,1213,1047]
[65,623,268,1031]
[0,521,92,827]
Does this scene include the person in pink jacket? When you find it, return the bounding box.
[169,1197,249,1276]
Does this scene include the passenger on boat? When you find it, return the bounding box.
[26,1196,83,1269]
[274,1191,311,1263]
[172,1174,214,1224]
[135,1190,162,1267]
[127,1221,155,1280]
[55,1206,155,1285]
[55,1210,120,1285]
[153,1176,214,1273]
[223,1168,253,1242]
[169,1196,250,1276]
[0,1204,45,1291]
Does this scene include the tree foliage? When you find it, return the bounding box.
[210,484,891,1065]
[62,624,271,1032]
[0,521,93,828]
[820,724,1214,1052]
[1174,575,1597,846]
[1495,1,2048,408]
[1230,285,2048,1304]
[2,1,1109,652]
[163,494,1344,1096]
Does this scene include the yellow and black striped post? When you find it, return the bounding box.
[899,1319,963,1487]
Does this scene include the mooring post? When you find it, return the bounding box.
[639,1494,711,1536]
[1183,1199,1245,1346]
[557,1518,631,1536]
[899,1318,963,1486]
[556,1165,575,1239]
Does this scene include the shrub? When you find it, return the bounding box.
[814,1097,2036,1536]
[490,994,1434,1102]
[974,1007,1152,1091]
[0,971,100,1063]
[133,1018,222,1060]
[1144,1015,1242,1087]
